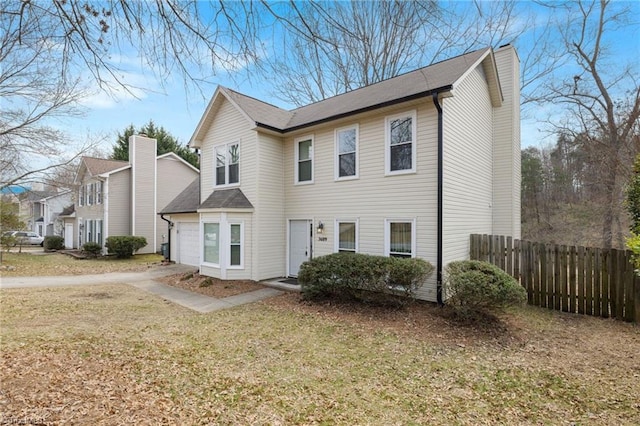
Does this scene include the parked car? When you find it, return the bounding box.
[2,231,44,246]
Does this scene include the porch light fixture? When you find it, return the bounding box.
[317,222,324,234]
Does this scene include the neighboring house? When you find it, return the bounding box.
[71,135,199,252]
[13,189,72,237]
[161,45,521,302]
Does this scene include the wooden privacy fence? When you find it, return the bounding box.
[469,234,640,323]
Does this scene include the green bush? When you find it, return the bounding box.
[444,260,526,318]
[82,242,102,258]
[298,253,433,304]
[626,234,640,272]
[105,236,147,259]
[43,235,65,251]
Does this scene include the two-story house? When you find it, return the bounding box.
[161,45,520,302]
[71,135,199,253]
[13,188,72,237]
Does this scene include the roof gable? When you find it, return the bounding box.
[75,157,129,183]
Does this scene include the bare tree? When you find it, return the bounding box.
[0,0,258,190]
[537,0,640,248]
[260,0,530,106]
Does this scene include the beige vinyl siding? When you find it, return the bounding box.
[492,45,521,238]
[284,100,439,301]
[255,132,285,280]
[155,156,199,251]
[107,170,131,236]
[130,136,157,253]
[442,65,494,266]
[199,99,258,203]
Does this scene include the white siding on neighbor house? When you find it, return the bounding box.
[283,99,439,301]
[492,45,521,239]
[199,99,258,204]
[442,65,494,267]
[130,136,157,254]
[155,156,199,252]
[254,132,285,280]
[107,170,131,237]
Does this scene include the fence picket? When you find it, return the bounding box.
[468,234,638,323]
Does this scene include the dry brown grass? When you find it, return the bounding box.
[1,282,639,425]
[0,252,164,277]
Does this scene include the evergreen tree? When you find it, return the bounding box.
[111,120,199,169]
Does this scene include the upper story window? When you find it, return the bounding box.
[295,136,314,184]
[215,142,240,187]
[384,219,416,258]
[335,125,358,180]
[78,186,85,206]
[96,181,103,204]
[87,183,94,205]
[385,110,417,175]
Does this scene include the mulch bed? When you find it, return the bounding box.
[157,272,267,299]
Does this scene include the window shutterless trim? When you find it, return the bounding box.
[294,135,314,185]
[334,219,359,252]
[334,124,359,181]
[384,218,417,258]
[384,110,417,176]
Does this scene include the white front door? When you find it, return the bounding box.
[289,220,311,277]
[64,224,74,249]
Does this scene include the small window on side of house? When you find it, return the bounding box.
[384,219,416,258]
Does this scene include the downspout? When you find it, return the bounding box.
[432,92,444,305]
[160,214,173,261]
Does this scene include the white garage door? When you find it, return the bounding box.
[177,222,200,266]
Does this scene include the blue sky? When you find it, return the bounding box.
[54,1,640,155]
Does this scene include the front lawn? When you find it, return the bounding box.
[0,252,164,276]
[1,284,639,424]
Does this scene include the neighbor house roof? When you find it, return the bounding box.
[82,157,130,176]
[198,188,254,210]
[191,47,498,146]
[160,177,201,214]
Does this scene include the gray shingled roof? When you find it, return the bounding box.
[82,157,129,176]
[199,188,253,210]
[160,177,200,214]
[222,47,490,132]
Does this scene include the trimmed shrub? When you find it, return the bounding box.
[82,242,102,258]
[43,235,65,251]
[444,260,526,318]
[298,252,433,304]
[105,236,147,259]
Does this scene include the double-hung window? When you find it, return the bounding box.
[336,220,358,253]
[96,181,103,204]
[215,142,240,186]
[229,223,243,267]
[79,186,85,206]
[385,219,416,258]
[385,111,417,175]
[203,223,220,265]
[295,136,313,184]
[87,183,94,205]
[335,125,358,180]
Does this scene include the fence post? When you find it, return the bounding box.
[577,246,585,315]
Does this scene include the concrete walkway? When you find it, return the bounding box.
[0,264,285,313]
